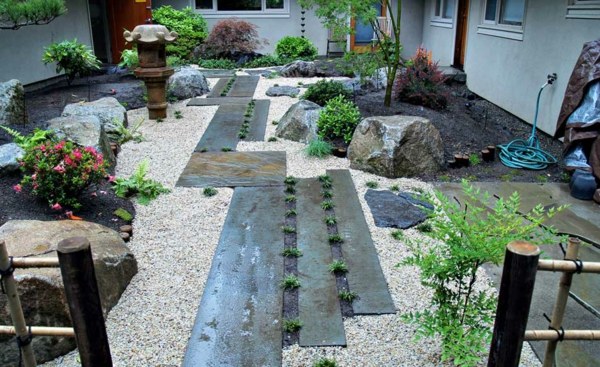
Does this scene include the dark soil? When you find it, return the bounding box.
[0,70,142,232]
[353,82,566,183]
[282,188,299,347]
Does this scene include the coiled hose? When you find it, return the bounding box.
[497,75,558,170]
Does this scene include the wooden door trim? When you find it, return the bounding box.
[350,1,387,52]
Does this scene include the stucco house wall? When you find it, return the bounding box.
[420,0,455,65]
[0,0,93,86]
[464,0,600,135]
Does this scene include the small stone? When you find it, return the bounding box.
[0,143,24,176]
[120,232,131,242]
[266,86,300,97]
[120,225,133,234]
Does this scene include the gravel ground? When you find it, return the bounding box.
[43,73,540,367]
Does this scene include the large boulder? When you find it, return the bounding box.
[61,97,127,144]
[0,79,27,125]
[266,86,300,97]
[275,100,322,143]
[167,67,210,100]
[47,115,115,165]
[348,115,445,177]
[280,61,317,78]
[0,143,24,176]
[0,220,138,365]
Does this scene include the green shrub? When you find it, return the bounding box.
[0,0,66,29]
[42,39,101,84]
[243,54,285,68]
[152,6,208,59]
[305,138,332,158]
[17,140,107,209]
[197,58,237,69]
[313,358,337,367]
[317,95,361,144]
[301,79,352,107]
[401,181,565,366]
[118,48,139,70]
[113,159,170,205]
[167,55,188,67]
[275,36,318,61]
[337,51,382,85]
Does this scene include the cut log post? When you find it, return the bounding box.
[543,238,580,367]
[487,145,496,159]
[455,154,469,167]
[57,237,113,367]
[482,149,494,162]
[488,241,540,367]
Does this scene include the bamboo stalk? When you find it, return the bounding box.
[0,325,75,337]
[525,329,600,341]
[543,238,580,367]
[0,240,37,367]
[537,259,600,273]
[12,257,59,268]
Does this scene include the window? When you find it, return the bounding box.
[566,0,600,19]
[195,0,288,14]
[434,0,456,19]
[483,0,525,26]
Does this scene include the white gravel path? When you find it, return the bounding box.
[43,73,540,367]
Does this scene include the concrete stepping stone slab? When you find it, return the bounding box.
[229,75,260,97]
[176,151,286,188]
[247,99,270,141]
[199,69,236,78]
[194,103,246,152]
[182,187,285,367]
[364,189,428,229]
[328,169,396,315]
[296,178,346,347]
[206,78,230,98]
[187,97,252,107]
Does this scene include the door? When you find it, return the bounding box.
[351,2,386,53]
[106,0,152,64]
[453,0,469,69]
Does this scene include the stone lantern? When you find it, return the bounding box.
[123,25,178,119]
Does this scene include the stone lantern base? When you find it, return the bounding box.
[134,67,174,120]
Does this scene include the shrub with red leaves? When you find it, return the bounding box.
[394,47,448,110]
[203,19,266,59]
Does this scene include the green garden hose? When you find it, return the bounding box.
[497,74,559,170]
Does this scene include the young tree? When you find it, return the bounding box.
[299,0,402,107]
[0,0,66,30]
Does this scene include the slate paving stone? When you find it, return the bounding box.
[176,151,286,188]
[194,103,246,152]
[397,191,434,211]
[247,99,270,141]
[296,178,346,347]
[206,78,230,98]
[266,86,300,97]
[199,69,236,78]
[182,187,284,367]
[364,189,428,229]
[229,75,260,97]
[328,170,396,315]
[187,97,252,107]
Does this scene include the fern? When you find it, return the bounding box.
[112,159,170,205]
[0,125,53,150]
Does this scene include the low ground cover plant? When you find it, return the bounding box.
[316,95,361,144]
[42,39,101,84]
[197,58,237,69]
[118,48,139,70]
[301,79,352,107]
[16,139,107,209]
[305,138,332,158]
[395,47,448,110]
[243,54,285,68]
[275,36,317,61]
[113,159,170,205]
[401,180,565,366]
[152,6,208,59]
[202,18,265,60]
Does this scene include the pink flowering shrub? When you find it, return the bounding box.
[17,140,107,209]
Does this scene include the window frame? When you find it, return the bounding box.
[478,0,526,41]
[193,0,290,18]
[431,0,455,28]
[566,0,600,19]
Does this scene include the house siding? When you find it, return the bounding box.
[420,0,456,65]
[464,0,600,135]
[0,0,93,86]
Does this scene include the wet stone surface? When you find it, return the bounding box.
[364,189,428,229]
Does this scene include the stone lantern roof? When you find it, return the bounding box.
[123,24,177,44]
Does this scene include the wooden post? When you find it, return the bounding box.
[543,237,580,367]
[57,237,113,367]
[0,240,37,367]
[488,241,540,367]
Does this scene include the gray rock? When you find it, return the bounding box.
[167,67,210,100]
[0,79,27,125]
[348,115,445,178]
[397,191,434,211]
[342,78,362,93]
[62,97,127,144]
[266,86,300,97]
[366,67,388,90]
[364,189,427,229]
[280,61,317,78]
[0,143,24,176]
[0,220,138,365]
[47,115,115,165]
[275,100,322,143]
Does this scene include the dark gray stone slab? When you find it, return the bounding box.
[328,170,396,315]
[195,103,246,152]
[296,178,346,347]
[397,191,434,211]
[182,187,285,367]
[176,151,287,188]
[187,97,252,107]
[229,75,259,97]
[247,99,270,141]
[266,86,300,97]
[206,78,230,98]
[364,189,428,229]
[199,69,236,78]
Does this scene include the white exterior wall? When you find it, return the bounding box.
[0,0,93,85]
[395,0,425,59]
[464,0,600,135]
[420,0,455,65]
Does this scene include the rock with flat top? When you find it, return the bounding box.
[62,97,127,144]
[280,61,317,78]
[275,100,321,143]
[0,220,137,365]
[167,67,210,100]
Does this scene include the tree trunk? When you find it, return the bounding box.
[384,76,394,107]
